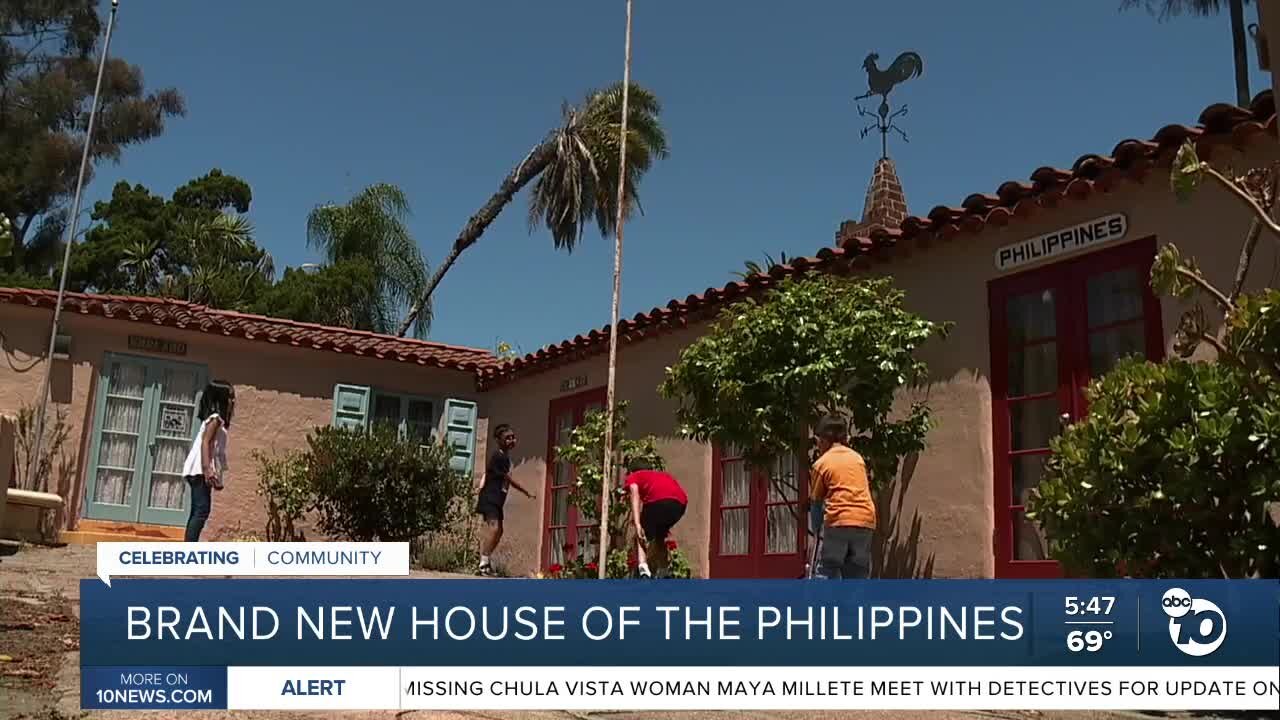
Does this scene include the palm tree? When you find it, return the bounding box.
[306,183,432,337]
[121,236,167,294]
[734,251,791,280]
[1122,0,1254,106]
[395,82,669,337]
[162,213,275,308]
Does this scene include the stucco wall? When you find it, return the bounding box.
[482,138,1280,580]
[862,140,1280,578]
[482,327,711,578]
[0,306,483,541]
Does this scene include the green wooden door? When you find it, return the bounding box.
[84,354,207,526]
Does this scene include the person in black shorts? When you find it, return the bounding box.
[623,458,687,578]
[475,423,531,576]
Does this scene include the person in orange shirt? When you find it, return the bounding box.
[808,415,877,579]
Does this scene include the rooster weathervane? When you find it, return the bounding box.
[855,50,924,159]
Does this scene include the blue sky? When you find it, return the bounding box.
[86,1,1271,354]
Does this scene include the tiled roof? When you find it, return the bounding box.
[0,288,500,372]
[840,91,1278,254]
[477,91,1279,389]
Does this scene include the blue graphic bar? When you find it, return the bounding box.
[81,666,227,710]
[79,579,1279,667]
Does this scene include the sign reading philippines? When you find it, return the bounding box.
[994,213,1128,271]
[77,576,1280,711]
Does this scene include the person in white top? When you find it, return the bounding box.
[182,381,234,542]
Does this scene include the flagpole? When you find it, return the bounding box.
[598,0,633,579]
[28,0,120,486]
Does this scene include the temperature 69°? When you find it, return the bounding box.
[1067,629,1112,652]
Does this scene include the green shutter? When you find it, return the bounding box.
[332,384,371,430]
[442,398,478,475]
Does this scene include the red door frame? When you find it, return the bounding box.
[541,386,608,568]
[709,445,806,578]
[989,236,1164,579]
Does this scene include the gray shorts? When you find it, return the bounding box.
[818,526,873,579]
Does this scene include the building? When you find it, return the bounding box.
[1,92,1276,578]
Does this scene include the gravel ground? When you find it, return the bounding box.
[0,545,1253,720]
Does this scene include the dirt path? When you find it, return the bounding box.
[0,546,1224,720]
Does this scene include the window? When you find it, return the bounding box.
[709,444,805,578]
[372,392,437,445]
[988,237,1163,579]
[331,384,478,475]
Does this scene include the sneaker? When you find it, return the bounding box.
[476,564,494,577]
[638,568,652,579]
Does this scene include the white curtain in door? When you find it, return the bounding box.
[719,446,749,555]
[93,361,146,506]
[147,366,200,510]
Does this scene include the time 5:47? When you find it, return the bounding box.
[1065,596,1115,615]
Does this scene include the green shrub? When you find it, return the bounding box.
[1028,357,1280,578]
[253,449,310,541]
[303,424,464,542]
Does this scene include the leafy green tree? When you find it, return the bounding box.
[660,274,947,487]
[0,0,185,276]
[305,184,430,337]
[1121,1,1254,106]
[397,83,669,336]
[67,170,273,309]
[1028,142,1280,579]
[253,259,386,331]
[0,213,12,257]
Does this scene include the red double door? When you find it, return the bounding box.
[709,445,806,578]
[988,237,1164,579]
[542,388,607,569]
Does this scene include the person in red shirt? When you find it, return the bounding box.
[623,459,687,578]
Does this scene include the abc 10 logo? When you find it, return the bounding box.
[1161,587,1227,657]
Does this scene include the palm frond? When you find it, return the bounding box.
[303,183,430,335]
[525,82,669,250]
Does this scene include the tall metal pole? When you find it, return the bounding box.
[28,0,120,486]
[598,0,633,579]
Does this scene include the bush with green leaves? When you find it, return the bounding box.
[1030,357,1279,578]
[253,449,310,541]
[302,424,464,542]
[554,401,666,561]
[1028,142,1280,579]
[660,273,947,485]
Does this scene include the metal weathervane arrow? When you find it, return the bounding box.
[854,50,924,159]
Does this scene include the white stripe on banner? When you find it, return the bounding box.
[225,666,1280,711]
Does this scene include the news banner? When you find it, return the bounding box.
[81,542,1279,712]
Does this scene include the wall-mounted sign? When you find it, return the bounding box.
[560,375,588,393]
[128,335,187,356]
[995,213,1128,272]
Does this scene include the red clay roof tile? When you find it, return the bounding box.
[476,91,1278,389]
[0,288,498,373]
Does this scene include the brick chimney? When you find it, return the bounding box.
[835,157,907,246]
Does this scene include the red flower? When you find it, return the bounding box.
[586,562,598,571]
[665,539,678,551]
[627,557,638,567]
[548,564,563,574]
